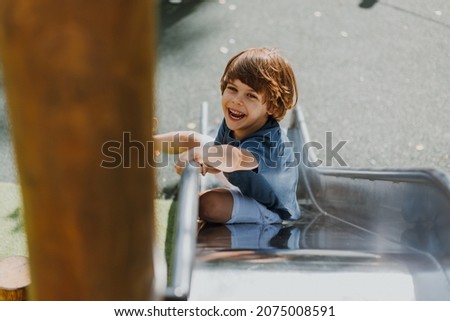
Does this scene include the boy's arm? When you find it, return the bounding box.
[195,144,258,173]
[153,131,202,155]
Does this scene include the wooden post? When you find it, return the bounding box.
[0,0,157,300]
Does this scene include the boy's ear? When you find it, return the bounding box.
[267,104,284,121]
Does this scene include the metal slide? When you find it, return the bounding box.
[166,107,450,300]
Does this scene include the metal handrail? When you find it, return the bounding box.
[165,164,200,300]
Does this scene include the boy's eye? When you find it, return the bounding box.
[247,93,258,99]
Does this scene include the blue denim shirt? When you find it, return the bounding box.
[214,117,301,220]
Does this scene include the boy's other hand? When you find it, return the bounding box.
[200,164,221,176]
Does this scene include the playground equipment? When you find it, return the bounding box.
[167,106,450,300]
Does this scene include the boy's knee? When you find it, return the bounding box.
[199,190,233,223]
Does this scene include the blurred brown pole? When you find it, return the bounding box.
[0,0,157,299]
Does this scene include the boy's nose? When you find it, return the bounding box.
[232,95,244,106]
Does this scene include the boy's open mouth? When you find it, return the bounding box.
[228,108,245,121]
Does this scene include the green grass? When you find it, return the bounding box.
[0,183,27,260]
[164,193,179,287]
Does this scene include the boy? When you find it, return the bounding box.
[154,48,300,224]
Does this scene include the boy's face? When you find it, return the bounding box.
[221,79,270,140]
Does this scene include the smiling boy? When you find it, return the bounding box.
[154,48,300,224]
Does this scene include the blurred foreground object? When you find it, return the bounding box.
[0,0,157,299]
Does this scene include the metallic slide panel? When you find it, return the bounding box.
[177,107,450,300]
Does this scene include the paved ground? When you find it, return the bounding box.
[155,0,450,189]
[1,0,449,191]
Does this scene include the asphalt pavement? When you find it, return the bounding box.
[1,0,449,192]
[155,0,450,190]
